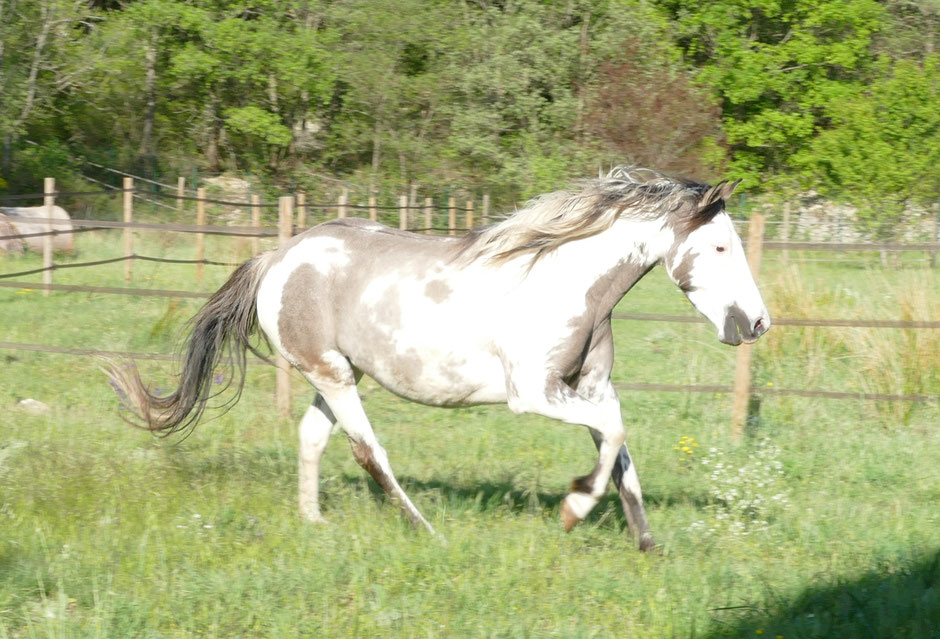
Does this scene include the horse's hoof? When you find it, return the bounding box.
[301,511,329,525]
[638,532,656,553]
[560,499,579,532]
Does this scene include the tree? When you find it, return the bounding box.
[657,0,887,189]
[0,0,98,175]
[797,55,940,238]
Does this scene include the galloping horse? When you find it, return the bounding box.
[108,168,770,550]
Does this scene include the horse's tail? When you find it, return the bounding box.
[105,254,272,436]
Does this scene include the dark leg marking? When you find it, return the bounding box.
[349,440,423,528]
[590,430,655,552]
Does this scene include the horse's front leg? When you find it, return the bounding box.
[506,374,625,534]
[576,370,655,551]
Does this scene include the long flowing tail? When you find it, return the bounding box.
[105,255,271,436]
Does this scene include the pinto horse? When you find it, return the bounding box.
[108,169,771,550]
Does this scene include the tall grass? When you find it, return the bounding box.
[761,262,938,425]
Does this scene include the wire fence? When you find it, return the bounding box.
[1,175,937,419]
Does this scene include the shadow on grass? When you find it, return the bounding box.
[339,472,709,530]
[702,549,940,639]
[153,444,710,527]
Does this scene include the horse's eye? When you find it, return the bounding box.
[716,246,726,253]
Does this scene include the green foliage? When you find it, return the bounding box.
[3,0,939,208]
[223,106,293,147]
[3,139,78,193]
[659,0,888,189]
[798,55,940,236]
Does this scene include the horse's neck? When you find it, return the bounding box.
[534,218,672,318]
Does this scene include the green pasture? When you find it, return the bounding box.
[1,227,938,638]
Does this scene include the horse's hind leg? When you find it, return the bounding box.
[298,394,336,523]
[313,378,435,534]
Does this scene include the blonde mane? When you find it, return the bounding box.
[459,168,712,265]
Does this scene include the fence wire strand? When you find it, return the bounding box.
[0,253,242,280]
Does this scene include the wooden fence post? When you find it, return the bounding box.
[251,194,261,256]
[296,191,307,230]
[931,203,938,269]
[731,214,766,441]
[399,194,408,230]
[43,177,55,296]
[466,200,474,229]
[448,197,456,236]
[176,177,186,211]
[482,193,490,226]
[369,196,377,222]
[424,197,433,234]
[781,201,791,266]
[122,177,133,284]
[338,187,348,219]
[276,195,294,418]
[195,187,206,282]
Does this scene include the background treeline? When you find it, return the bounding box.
[1,0,938,217]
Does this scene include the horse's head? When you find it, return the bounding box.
[663,181,771,345]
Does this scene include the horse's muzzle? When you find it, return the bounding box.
[721,306,771,345]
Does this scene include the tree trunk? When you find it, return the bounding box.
[14,0,51,132]
[206,91,221,173]
[574,9,591,138]
[1,134,11,175]
[139,30,158,159]
[267,73,280,170]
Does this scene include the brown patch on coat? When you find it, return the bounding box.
[570,465,601,496]
[670,249,699,292]
[548,259,653,386]
[278,264,350,383]
[350,441,397,496]
[424,279,452,303]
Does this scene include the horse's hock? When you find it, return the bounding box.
[0,206,75,253]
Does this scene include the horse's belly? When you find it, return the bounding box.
[350,343,507,407]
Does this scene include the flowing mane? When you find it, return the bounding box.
[459,167,716,265]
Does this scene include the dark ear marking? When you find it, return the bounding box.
[719,179,742,201]
[685,177,739,233]
[699,181,727,208]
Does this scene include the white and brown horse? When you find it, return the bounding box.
[108,169,771,550]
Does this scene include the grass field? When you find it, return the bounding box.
[1,224,938,638]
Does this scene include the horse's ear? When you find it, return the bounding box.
[699,179,741,207]
[720,179,742,201]
[699,181,727,207]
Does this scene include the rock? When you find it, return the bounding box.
[17,398,50,415]
[0,214,25,255]
[204,175,252,202]
[0,205,75,253]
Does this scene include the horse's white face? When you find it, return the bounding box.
[666,211,771,345]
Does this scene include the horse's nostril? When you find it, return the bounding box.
[754,318,764,335]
